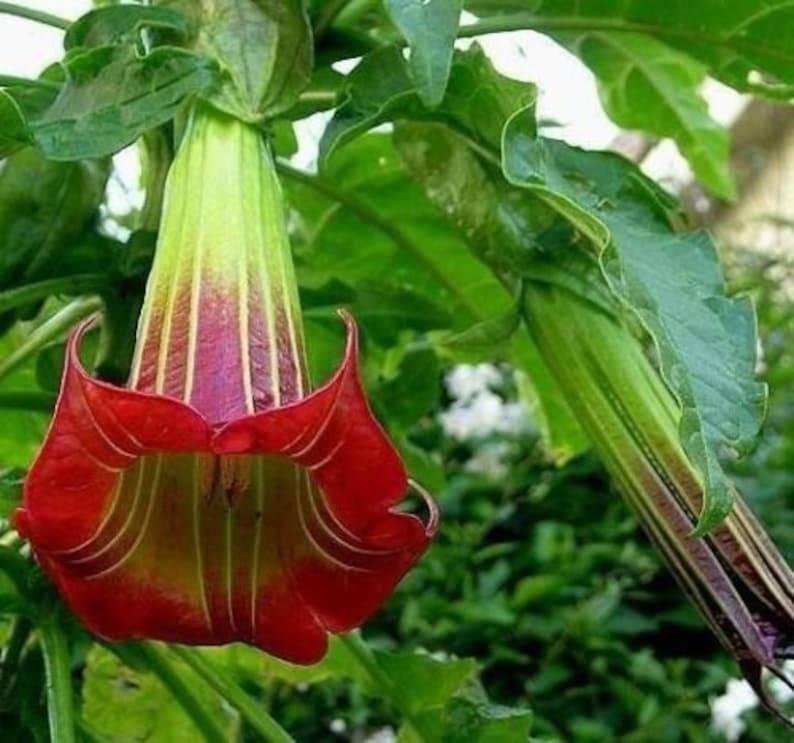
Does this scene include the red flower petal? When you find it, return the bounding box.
[18,316,437,664]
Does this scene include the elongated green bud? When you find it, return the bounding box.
[523,282,794,716]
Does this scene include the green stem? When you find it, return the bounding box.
[0,390,56,412]
[0,2,70,29]
[119,644,227,743]
[168,645,294,743]
[0,617,31,700]
[0,73,59,90]
[314,0,354,37]
[39,621,75,743]
[0,296,102,382]
[0,275,107,314]
[457,13,787,62]
[339,633,433,741]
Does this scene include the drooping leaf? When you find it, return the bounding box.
[466,0,794,99]
[384,0,463,106]
[501,118,766,530]
[394,122,594,462]
[169,0,313,119]
[30,45,218,160]
[563,32,735,199]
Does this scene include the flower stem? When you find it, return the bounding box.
[39,621,76,743]
[0,390,55,411]
[0,2,70,29]
[168,645,295,743]
[339,633,433,742]
[120,643,228,743]
[0,617,31,700]
[0,275,107,314]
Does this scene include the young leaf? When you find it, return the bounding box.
[564,32,735,199]
[384,0,463,107]
[501,121,767,530]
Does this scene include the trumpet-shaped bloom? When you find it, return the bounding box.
[16,107,437,664]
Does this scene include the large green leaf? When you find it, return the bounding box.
[293,132,587,462]
[466,0,794,99]
[562,31,734,199]
[501,117,766,530]
[0,149,108,288]
[384,0,463,106]
[81,646,238,742]
[30,45,217,160]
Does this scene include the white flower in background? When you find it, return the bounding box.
[439,364,530,478]
[710,678,759,741]
[363,727,397,743]
[445,363,502,402]
[440,365,529,441]
[465,441,514,479]
[329,718,347,735]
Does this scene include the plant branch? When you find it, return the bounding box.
[0,73,59,90]
[0,2,71,30]
[39,621,76,743]
[0,296,102,383]
[122,643,228,743]
[0,390,56,412]
[0,275,107,314]
[168,645,294,743]
[457,14,793,64]
[0,617,31,700]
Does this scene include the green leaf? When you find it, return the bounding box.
[0,148,108,290]
[64,5,191,49]
[171,0,313,120]
[81,646,238,742]
[466,0,794,99]
[297,132,587,462]
[31,45,217,160]
[0,91,32,159]
[501,121,766,530]
[564,32,734,199]
[384,0,463,106]
[321,44,536,163]
[394,122,590,462]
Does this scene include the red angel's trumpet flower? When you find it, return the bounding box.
[16,106,438,664]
